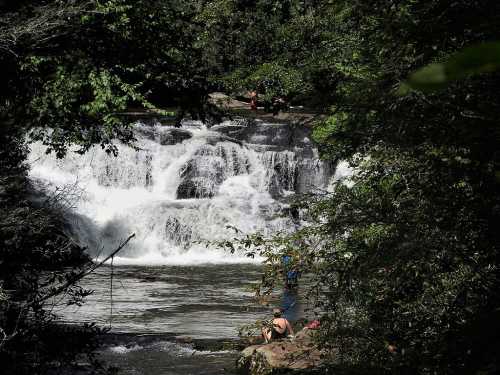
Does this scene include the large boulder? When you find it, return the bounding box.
[237,329,324,375]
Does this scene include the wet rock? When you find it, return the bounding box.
[165,217,194,248]
[176,143,250,199]
[205,134,243,146]
[267,174,283,199]
[282,205,301,222]
[243,121,292,147]
[159,128,193,145]
[242,120,312,149]
[211,119,315,158]
[211,118,252,139]
[134,123,157,140]
[261,151,298,198]
[237,329,324,374]
[176,177,218,199]
[175,152,225,199]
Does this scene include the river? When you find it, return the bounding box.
[58,264,270,374]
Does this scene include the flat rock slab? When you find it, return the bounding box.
[208,92,324,127]
[237,329,323,374]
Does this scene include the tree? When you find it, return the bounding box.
[305,1,500,373]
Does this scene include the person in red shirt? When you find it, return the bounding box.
[250,90,258,110]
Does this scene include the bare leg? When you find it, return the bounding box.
[261,327,271,343]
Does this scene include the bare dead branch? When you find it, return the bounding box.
[30,233,135,307]
[0,1,91,57]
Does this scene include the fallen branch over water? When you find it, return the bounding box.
[34,233,136,306]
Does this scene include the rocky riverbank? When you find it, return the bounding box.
[237,328,325,375]
[100,329,326,375]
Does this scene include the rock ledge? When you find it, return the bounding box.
[237,329,323,374]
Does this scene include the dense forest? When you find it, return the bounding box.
[1,1,499,374]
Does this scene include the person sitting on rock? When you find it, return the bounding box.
[261,308,294,343]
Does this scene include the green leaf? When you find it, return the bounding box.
[401,63,447,93]
[446,42,500,78]
[495,170,500,183]
[401,42,500,93]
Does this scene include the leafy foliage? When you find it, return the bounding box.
[0,122,108,373]
[2,1,500,374]
[303,1,500,374]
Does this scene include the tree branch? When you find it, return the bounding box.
[32,233,135,307]
[0,1,91,57]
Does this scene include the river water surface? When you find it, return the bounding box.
[59,264,271,374]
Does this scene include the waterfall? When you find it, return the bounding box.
[27,120,332,265]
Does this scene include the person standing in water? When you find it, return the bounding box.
[261,308,294,343]
[282,254,300,289]
[281,254,301,321]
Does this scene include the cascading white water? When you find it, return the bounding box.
[28,120,332,265]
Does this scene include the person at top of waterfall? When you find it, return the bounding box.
[261,308,294,343]
[249,90,258,110]
[272,96,287,115]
